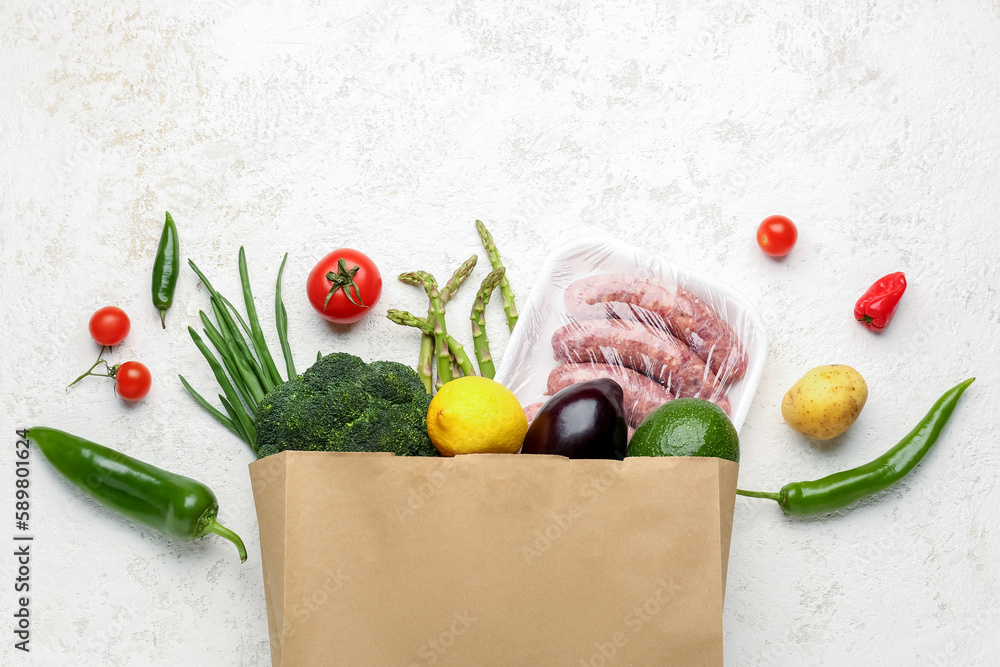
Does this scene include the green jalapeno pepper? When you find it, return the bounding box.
[737,378,974,516]
[29,427,246,562]
[152,211,180,328]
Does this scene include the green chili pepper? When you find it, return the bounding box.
[152,211,180,328]
[736,378,974,516]
[28,427,247,562]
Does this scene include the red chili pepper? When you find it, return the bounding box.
[855,272,907,331]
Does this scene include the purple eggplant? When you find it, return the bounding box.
[521,378,627,460]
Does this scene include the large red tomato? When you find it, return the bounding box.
[306,249,382,323]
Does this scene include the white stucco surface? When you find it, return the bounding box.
[1,1,998,664]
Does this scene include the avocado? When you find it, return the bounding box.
[626,398,739,463]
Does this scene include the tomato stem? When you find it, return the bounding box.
[67,347,114,388]
[323,258,367,310]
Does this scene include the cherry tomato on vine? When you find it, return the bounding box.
[756,215,798,257]
[89,306,131,346]
[306,249,382,324]
[114,361,152,401]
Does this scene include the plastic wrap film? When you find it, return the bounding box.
[495,238,767,434]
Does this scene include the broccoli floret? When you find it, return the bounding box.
[254,352,437,459]
[363,360,431,404]
[300,352,367,393]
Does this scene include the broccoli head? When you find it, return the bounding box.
[254,352,438,459]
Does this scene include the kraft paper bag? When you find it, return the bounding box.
[250,451,738,667]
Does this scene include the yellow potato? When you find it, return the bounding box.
[781,365,868,440]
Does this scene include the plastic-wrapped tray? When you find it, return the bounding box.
[495,237,767,432]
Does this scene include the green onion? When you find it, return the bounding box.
[210,294,269,399]
[199,309,260,412]
[239,247,283,387]
[185,326,257,453]
[219,395,255,455]
[177,375,242,441]
[275,253,296,380]
[182,253,292,456]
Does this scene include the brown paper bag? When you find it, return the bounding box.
[251,451,738,667]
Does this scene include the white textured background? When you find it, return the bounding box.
[2,1,998,665]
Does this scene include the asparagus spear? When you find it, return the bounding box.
[398,271,451,387]
[396,269,439,392]
[475,220,518,332]
[470,267,506,379]
[439,255,478,381]
[415,334,434,393]
[386,309,475,378]
[447,337,475,378]
[396,256,478,392]
[441,255,478,303]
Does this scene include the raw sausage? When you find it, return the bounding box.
[546,363,675,426]
[564,274,747,383]
[551,319,732,412]
[523,402,544,425]
[672,286,747,384]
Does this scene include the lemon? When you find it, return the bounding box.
[426,376,528,456]
[626,398,739,463]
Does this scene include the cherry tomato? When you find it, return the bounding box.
[306,249,382,324]
[114,361,151,401]
[89,306,131,346]
[756,215,798,257]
